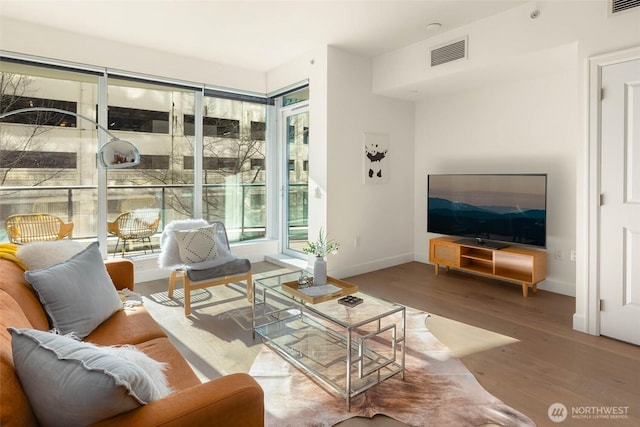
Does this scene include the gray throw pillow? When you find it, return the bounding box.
[24,241,122,339]
[9,328,171,427]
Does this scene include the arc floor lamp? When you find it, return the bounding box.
[0,107,140,169]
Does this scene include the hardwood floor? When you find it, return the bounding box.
[345,262,640,427]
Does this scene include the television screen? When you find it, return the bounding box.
[427,174,547,248]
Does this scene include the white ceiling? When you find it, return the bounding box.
[0,0,526,72]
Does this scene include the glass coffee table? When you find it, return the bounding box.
[252,271,406,410]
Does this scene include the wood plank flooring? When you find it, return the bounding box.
[345,262,640,427]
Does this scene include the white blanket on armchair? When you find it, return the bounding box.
[157,219,235,270]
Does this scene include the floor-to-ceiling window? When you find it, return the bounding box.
[1,56,271,256]
[0,59,100,241]
[105,77,197,255]
[200,90,267,242]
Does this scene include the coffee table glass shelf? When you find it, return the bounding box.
[252,271,406,410]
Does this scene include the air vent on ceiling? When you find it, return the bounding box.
[430,37,468,67]
[611,0,640,13]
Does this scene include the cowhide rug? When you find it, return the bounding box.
[249,310,535,427]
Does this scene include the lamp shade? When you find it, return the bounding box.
[98,139,141,169]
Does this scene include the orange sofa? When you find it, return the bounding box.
[0,256,264,427]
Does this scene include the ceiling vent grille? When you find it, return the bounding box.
[611,0,640,13]
[430,37,468,67]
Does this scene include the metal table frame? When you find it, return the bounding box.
[252,271,406,410]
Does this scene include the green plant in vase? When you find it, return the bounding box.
[302,228,340,285]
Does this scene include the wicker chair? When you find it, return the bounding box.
[107,209,161,257]
[4,213,74,244]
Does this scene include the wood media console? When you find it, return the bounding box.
[429,236,547,297]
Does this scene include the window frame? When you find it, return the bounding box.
[1,54,273,256]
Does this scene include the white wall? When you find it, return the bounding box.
[414,67,579,295]
[325,48,415,278]
[372,1,639,99]
[372,0,640,332]
[0,17,266,94]
[267,47,416,279]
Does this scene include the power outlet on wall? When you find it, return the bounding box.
[554,249,564,260]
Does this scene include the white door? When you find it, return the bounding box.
[600,58,640,345]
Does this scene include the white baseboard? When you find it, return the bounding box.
[414,252,429,264]
[534,278,576,297]
[572,313,588,334]
[332,253,415,279]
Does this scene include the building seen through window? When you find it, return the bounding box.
[1,58,309,254]
[1,96,78,127]
[0,60,272,249]
[183,115,240,138]
[106,106,169,134]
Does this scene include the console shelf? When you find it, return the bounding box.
[429,236,547,297]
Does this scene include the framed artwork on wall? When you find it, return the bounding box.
[364,132,389,184]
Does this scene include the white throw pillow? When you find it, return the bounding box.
[9,328,172,427]
[96,344,173,401]
[158,219,210,268]
[16,240,85,270]
[173,224,219,264]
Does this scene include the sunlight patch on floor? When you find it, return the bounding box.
[427,314,519,357]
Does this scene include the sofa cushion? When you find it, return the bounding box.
[186,258,251,282]
[24,242,122,339]
[9,328,172,427]
[16,240,85,270]
[134,337,203,391]
[85,305,167,346]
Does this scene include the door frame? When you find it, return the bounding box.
[279,100,309,258]
[587,46,640,336]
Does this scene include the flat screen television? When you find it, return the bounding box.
[427,174,547,249]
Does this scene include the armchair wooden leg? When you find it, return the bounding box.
[246,271,253,302]
[184,276,192,316]
[168,270,191,316]
[168,270,179,298]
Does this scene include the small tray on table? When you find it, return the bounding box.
[281,276,358,304]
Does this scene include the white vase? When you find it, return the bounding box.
[314,257,327,285]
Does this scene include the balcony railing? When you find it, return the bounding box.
[0,184,308,255]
